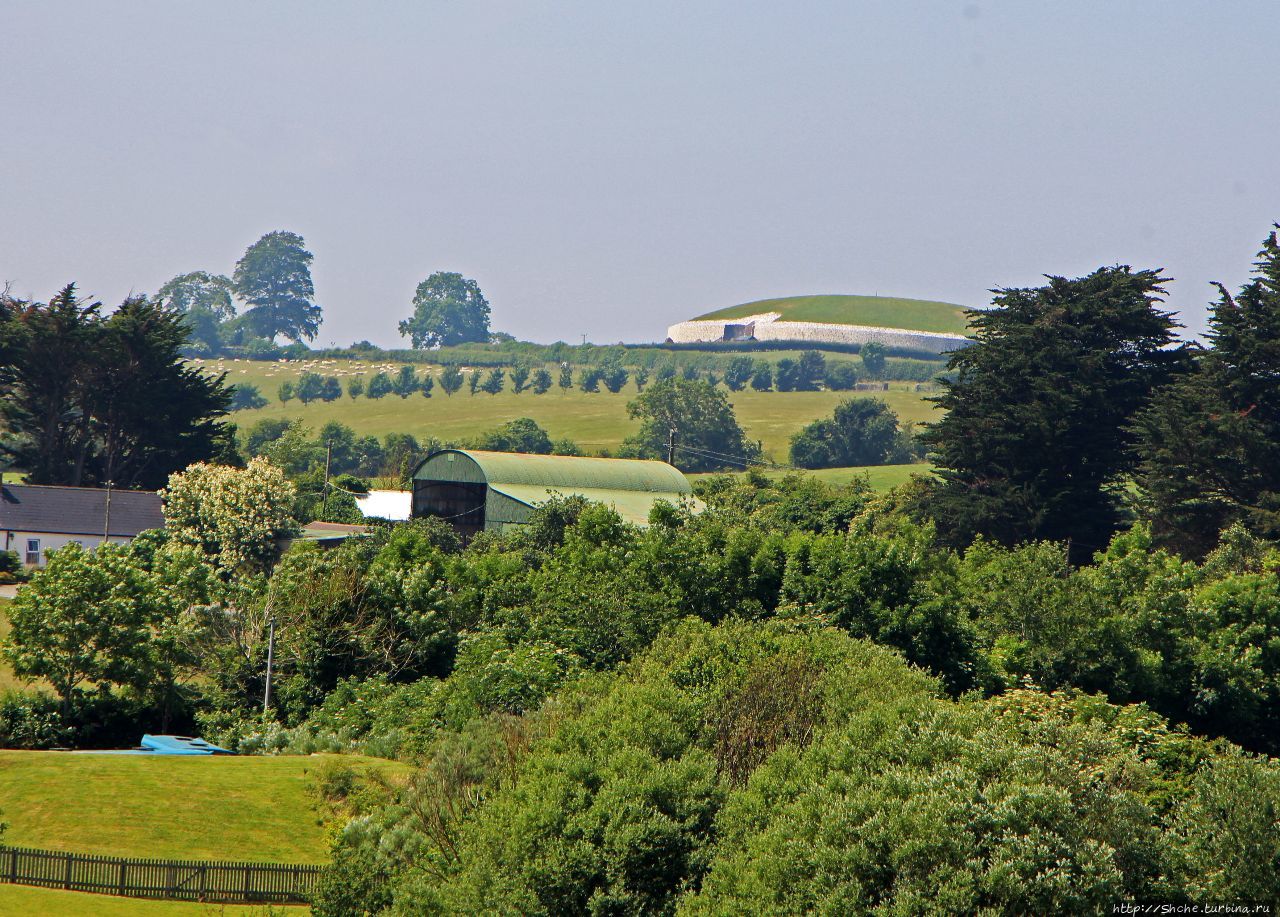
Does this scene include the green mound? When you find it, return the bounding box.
[695,294,971,336]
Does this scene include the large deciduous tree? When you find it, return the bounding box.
[1132,228,1280,557]
[399,272,491,348]
[0,286,233,488]
[623,378,761,472]
[232,231,321,342]
[155,271,236,320]
[4,543,156,716]
[154,271,237,352]
[918,266,1187,561]
[789,398,902,469]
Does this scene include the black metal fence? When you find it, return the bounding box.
[0,844,321,904]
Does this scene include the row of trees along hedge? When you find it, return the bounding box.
[304,331,948,375]
[232,349,913,415]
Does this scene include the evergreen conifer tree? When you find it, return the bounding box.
[1133,228,1280,556]
[919,266,1186,561]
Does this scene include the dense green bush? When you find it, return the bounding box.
[788,398,904,468]
[0,690,68,748]
[312,617,1280,913]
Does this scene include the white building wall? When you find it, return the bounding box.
[1,531,134,567]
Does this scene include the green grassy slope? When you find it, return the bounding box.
[0,885,297,916]
[209,356,939,462]
[693,294,971,335]
[0,751,403,862]
[691,462,936,493]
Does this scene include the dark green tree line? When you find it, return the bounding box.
[1133,228,1280,557]
[0,285,233,488]
[919,266,1187,561]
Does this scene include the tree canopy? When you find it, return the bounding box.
[789,397,903,468]
[0,285,234,488]
[160,457,297,577]
[623,378,761,472]
[154,271,236,321]
[399,272,491,348]
[1133,228,1280,557]
[919,266,1187,561]
[474,417,555,454]
[232,231,321,342]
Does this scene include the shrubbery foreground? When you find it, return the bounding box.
[4,474,1280,911]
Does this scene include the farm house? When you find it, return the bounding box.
[410,450,697,537]
[0,482,163,567]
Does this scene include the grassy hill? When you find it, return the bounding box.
[694,294,971,335]
[208,358,941,461]
[0,750,404,862]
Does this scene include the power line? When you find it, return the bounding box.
[672,442,794,472]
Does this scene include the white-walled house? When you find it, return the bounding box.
[0,483,164,567]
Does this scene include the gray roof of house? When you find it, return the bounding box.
[0,484,164,538]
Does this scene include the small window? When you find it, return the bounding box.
[25,538,40,566]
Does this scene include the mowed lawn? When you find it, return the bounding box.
[695,294,972,335]
[205,355,939,462]
[0,751,404,863]
[0,885,296,916]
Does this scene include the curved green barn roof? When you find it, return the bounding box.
[414,450,692,494]
[411,450,695,529]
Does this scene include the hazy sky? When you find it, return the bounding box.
[2,1,1276,346]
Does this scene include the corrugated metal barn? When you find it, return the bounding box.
[410,450,696,536]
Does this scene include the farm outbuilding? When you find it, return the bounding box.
[410,450,696,536]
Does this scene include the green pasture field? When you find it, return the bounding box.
[203,357,939,462]
[693,294,972,335]
[692,462,936,493]
[0,885,299,915]
[0,750,405,863]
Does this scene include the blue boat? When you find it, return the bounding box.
[139,734,234,755]
[72,734,235,756]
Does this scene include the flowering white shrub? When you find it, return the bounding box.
[160,457,297,576]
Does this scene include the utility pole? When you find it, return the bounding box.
[103,480,114,544]
[262,615,276,719]
[667,427,677,466]
[321,440,333,518]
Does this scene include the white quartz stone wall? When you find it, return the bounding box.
[665,312,970,355]
[753,321,969,355]
[666,313,781,343]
